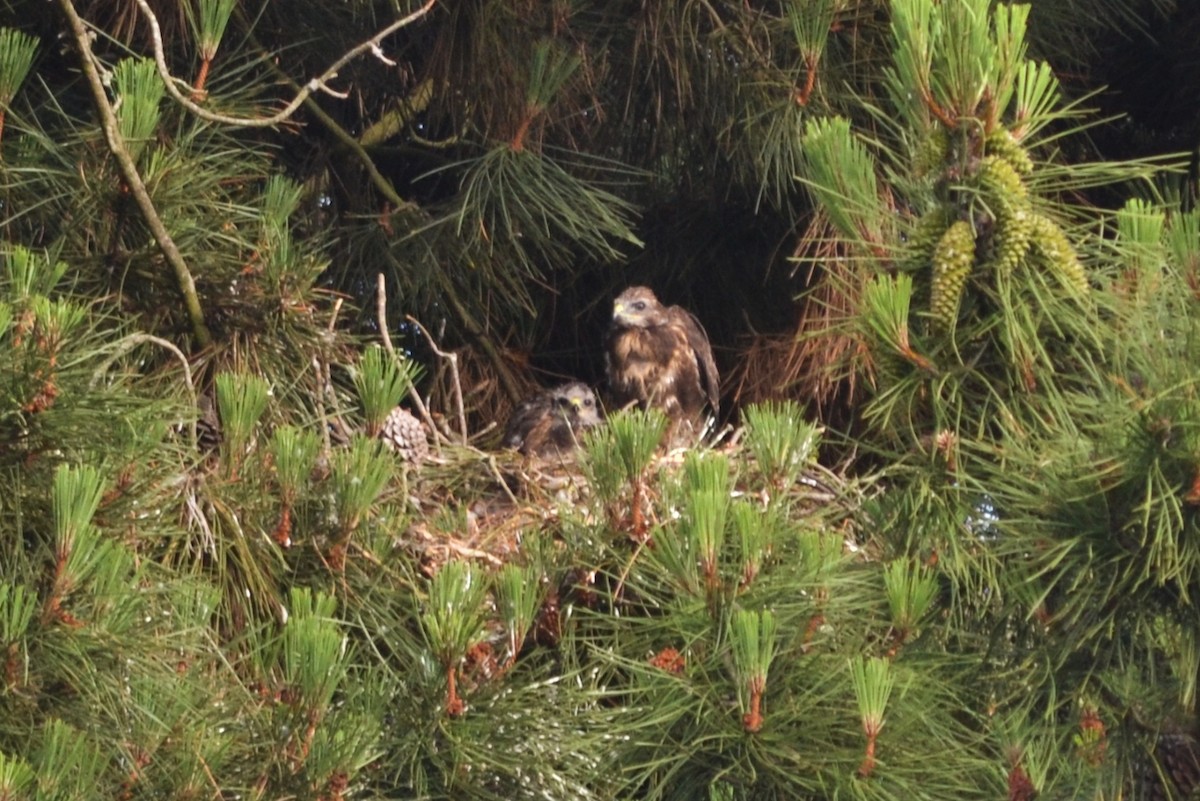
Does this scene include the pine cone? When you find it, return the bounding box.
[929,219,977,330]
[1157,731,1200,800]
[1028,212,1088,295]
[1132,730,1200,801]
[378,406,429,464]
[986,128,1034,176]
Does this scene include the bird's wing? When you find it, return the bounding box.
[672,306,720,414]
[503,396,548,450]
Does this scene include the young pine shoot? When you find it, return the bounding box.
[742,400,821,493]
[420,560,488,716]
[269,424,320,547]
[354,344,422,438]
[0,750,34,798]
[329,436,393,565]
[34,719,106,800]
[495,562,545,669]
[4,245,68,304]
[883,558,938,653]
[604,407,667,541]
[0,27,38,145]
[43,464,106,626]
[732,499,773,589]
[682,452,731,597]
[281,588,350,764]
[112,58,165,164]
[1166,208,1200,275]
[730,608,778,733]
[185,0,237,97]
[1,583,36,687]
[214,372,270,478]
[850,655,896,777]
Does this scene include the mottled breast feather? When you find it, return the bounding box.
[605,286,719,431]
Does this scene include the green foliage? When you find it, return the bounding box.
[270,423,319,498]
[849,654,895,724]
[448,144,644,277]
[800,116,887,247]
[0,0,1194,798]
[214,371,270,473]
[742,399,821,491]
[353,343,422,436]
[0,27,38,110]
[495,561,545,665]
[582,406,667,506]
[186,0,238,60]
[330,435,392,536]
[112,58,165,163]
[420,559,487,670]
[883,557,937,633]
[281,587,350,710]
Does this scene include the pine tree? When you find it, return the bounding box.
[2,0,1196,799]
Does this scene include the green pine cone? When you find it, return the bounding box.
[993,204,1034,274]
[1029,212,1088,294]
[979,155,1029,201]
[907,206,954,268]
[914,126,951,178]
[930,220,976,329]
[985,129,1034,176]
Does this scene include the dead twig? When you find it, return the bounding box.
[132,0,439,128]
[312,296,344,458]
[406,313,469,446]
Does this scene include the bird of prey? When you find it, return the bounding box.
[503,381,603,457]
[605,286,719,439]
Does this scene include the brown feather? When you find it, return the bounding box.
[605,286,719,436]
[503,382,602,457]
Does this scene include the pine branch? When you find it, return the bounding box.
[55,0,213,347]
[133,0,439,128]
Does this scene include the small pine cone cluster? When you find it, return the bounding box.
[929,220,976,330]
[377,406,429,464]
[977,153,1035,275]
[1029,212,1088,294]
[985,128,1034,176]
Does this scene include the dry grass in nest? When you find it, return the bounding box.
[405,446,593,574]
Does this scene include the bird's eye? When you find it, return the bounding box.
[583,398,594,407]
[633,301,646,311]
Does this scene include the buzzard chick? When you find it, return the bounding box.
[503,381,603,457]
[605,286,719,437]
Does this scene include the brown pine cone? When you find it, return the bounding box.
[378,406,429,464]
[1133,730,1200,801]
[1157,731,1200,800]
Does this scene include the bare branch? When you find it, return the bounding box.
[57,0,212,347]
[406,313,469,445]
[133,0,438,128]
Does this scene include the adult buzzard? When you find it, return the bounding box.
[503,381,603,457]
[605,286,719,438]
